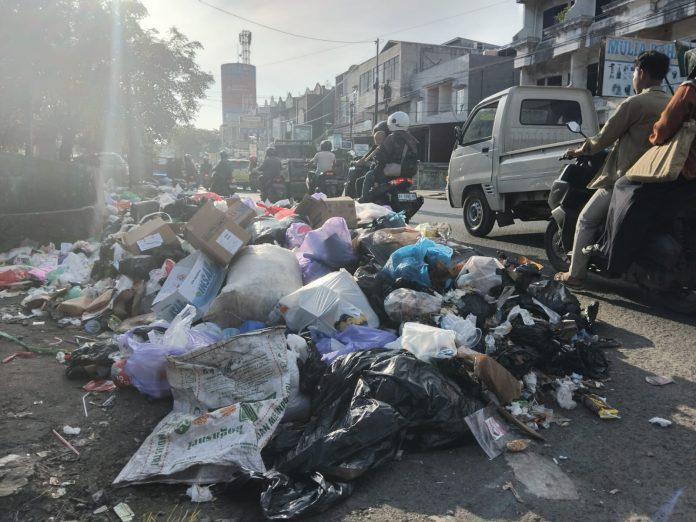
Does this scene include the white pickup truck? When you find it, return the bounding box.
[447,86,599,237]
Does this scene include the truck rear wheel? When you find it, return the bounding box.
[463,188,495,237]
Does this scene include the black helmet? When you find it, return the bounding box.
[686,48,696,80]
[373,120,389,135]
[220,151,229,159]
[266,147,277,157]
[320,140,332,152]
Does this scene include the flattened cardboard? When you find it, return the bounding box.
[225,198,257,228]
[295,196,358,229]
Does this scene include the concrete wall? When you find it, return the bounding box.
[0,153,104,250]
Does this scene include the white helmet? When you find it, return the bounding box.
[387,111,410,131]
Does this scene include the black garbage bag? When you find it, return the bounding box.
[451,293,496,329]
[247,216,289,246]
[508,316,556,358]
[491,343,541,379]
[64,339,120,380]
[263,350,482,518]
[354,263,394,325]
[527,280,582,317]
[353,227,421,266]
[260,471,353,520]
[546,341,609,380]
[117,255,161,281]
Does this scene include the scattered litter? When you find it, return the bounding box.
[52,429,80,456]
[83,380,116,393]
[610,489,620,495]
[0,454,34,497]
[186,484,215,503]
[506,439,530,453]
[558,455,569,460]
[62,425,81,435]
[2,351,35,364]
[502,481,525,503]
[580,394,620,419]
[93,506,109,515]
[646,375,674,386]
[113,502,136,522]
[649,417,672,428]
[50,487,67,498]
[33,400,43,405]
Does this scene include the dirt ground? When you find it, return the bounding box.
[1,285,696,522]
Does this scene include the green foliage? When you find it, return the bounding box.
[0,0,213,164]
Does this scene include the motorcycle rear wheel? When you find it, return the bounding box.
[544,220,571,272]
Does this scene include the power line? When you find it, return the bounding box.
[196,0,373,44]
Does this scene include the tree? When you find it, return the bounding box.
[0,0,214,175]
[169,126,221,159]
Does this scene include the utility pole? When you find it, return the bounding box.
[349,99,354,144]
[373,38,379,126]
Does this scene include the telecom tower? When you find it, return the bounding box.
[239,30,252,64]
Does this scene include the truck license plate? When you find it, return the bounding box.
[397,192,417,202]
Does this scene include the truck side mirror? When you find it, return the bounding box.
[566,121,581,134]
[454,126,462,147]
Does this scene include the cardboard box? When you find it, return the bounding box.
[225,198,256,228]
[184,201,250,266]
[295,196,358,229]
[123,218,178,254]
[152,251,226,321]
[324,197,358,228]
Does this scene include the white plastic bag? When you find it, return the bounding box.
[399,322,457,363]
[205,245,302,328]
[456,256,504,295]
[162,304,198,348]
[440,313,481,348]
[384,288,442,322]
[275,269,379,335]
[355,202,391,222]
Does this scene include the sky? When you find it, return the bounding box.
[141,0,524,130]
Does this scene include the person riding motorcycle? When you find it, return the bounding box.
[344,121,389,198]
[257,147,283,200]
[360,111,418,202]
[307,140,336,192]
[553,50,671,289]
[598,48,696,276]
[209,151,234,196]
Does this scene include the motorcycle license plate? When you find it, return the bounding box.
[397,192,418,202]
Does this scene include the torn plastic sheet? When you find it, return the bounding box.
[113,327,290,486]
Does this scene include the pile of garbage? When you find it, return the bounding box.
[0,184,618,520]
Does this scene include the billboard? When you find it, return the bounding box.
[221,63,257,123]
[600,37,684,97]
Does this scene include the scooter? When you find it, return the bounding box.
[366,176,424,223]
[260,173,288,203]
[308,169,344,198]
[544,123,696,313]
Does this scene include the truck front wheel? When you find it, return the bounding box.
[463,188,495,237]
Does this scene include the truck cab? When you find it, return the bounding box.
[447,86,599,237]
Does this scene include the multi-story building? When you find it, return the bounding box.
[333,38,516,161]
[267,84,335,144]
[511,0,696,121]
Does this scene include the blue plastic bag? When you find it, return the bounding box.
[373,211,406,230]
[382,237,453,289]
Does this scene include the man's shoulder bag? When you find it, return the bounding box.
[626,118,696,184]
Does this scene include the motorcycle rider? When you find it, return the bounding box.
[257,147,283,200]
[360,111,418,203]
[183,154,198,185]
[209,151,234,196]
[599,48,696,275]
[308,140,336,192]
[553,50,671,288]
[344,121,389,198]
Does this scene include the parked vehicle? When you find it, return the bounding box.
[308,169,344,197]
[447,86,599,237]
[545,123,696,314]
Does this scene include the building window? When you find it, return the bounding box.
[537,75,564,86]
[460,102,498,145]
[586,63,599,96]
[382,56,400,82]
[359,69,373,93]
[427,87,439,115]
[415,100,423,123]
[520,99,582,126]
[543,3,570,29]
[595,0,612,18]
[455,88,467,116]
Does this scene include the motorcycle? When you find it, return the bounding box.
[259,173,288,203]
[366,176,424,223]
[544,123,696,313]
[307,169,344,198]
